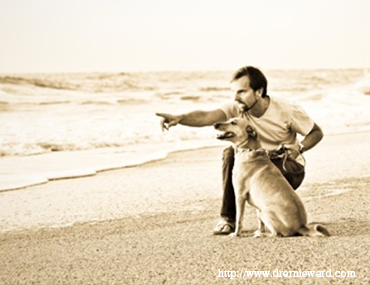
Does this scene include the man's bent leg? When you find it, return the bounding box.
[271,158,305,190]
[220,146,236,222]
[214,146,236,235]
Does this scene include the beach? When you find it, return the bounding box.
[1,131,370,284]
[2,0,370,282]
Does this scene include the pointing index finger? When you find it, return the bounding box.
[155,112,167,118]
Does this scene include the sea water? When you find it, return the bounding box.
[1,69,370,191]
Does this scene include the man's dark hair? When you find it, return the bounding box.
[231,66,268,97]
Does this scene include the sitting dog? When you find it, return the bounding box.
[214,117,330,237]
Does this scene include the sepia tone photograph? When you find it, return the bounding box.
[0,0,369,284]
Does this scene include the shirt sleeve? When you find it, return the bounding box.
[220,102,241,121]
[289,104,315,136]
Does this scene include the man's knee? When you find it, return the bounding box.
[271,158,305,190]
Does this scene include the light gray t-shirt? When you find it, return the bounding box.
[220,96,314,151]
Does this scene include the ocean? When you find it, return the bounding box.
[1,69,370,191]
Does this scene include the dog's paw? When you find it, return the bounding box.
[228,232,239,238]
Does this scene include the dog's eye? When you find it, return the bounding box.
[231,121,237,125]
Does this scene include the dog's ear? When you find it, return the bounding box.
[246,125,258,139]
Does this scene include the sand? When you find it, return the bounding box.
[1,131,370,284]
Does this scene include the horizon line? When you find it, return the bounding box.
[1,66,369,75]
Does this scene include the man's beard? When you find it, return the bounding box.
[235,99,257,112]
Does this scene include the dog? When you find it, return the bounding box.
[214,117,330,238]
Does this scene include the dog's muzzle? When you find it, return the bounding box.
[214,123,235,140]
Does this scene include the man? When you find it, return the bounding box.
[156,66,323,235]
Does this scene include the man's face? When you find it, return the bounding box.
[230,75,261,112]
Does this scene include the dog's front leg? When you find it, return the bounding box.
[230,194,246,237]
[257,210,266,232]
[254,209,266,237]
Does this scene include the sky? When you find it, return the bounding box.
[1,0,369,73]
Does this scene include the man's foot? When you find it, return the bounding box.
[213,219,235,235]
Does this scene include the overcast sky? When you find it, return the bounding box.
[1,0,369,73]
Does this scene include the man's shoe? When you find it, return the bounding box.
[213,219,235,235]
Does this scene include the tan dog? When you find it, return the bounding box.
[214,118,330,238]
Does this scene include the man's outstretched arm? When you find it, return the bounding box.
[156,109,226,131]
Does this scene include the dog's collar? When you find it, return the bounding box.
[234,139,268,156]
[234,147,252,154]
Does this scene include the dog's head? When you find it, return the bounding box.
[214,118,259,148]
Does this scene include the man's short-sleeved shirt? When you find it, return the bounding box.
[220,96,314,150]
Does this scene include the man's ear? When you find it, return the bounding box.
[256,88,264,97]
[246,125,257,139]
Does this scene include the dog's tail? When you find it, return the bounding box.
[298,224,330,237]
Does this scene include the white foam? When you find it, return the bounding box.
[0,139,224,192]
